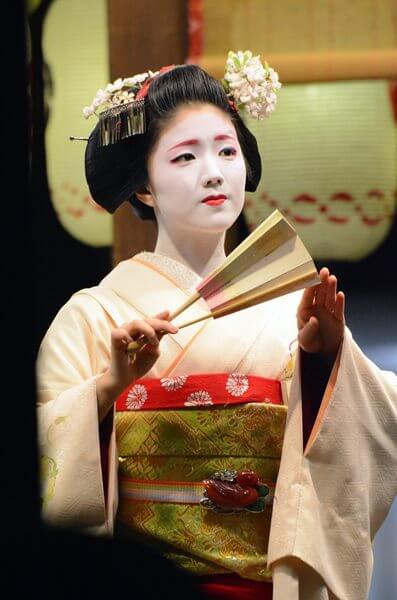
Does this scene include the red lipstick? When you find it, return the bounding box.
[202,194,227,206]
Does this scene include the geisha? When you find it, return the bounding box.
[37,52,397,600]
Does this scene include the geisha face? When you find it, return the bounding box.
[143,104,246,235]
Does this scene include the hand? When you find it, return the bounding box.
[297,267,345,357]
[96,311,178,419]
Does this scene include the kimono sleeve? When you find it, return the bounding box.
[36,293,116,535]
[268,328,397,599]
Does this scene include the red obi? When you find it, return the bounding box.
[116,372,282,411]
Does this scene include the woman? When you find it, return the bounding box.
[37,54,397,599]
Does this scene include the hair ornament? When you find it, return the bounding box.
[222,50,281,119]
[77,52,279,148]
[82,65,175,146]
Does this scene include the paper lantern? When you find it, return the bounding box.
[43,0,112,247]
[244,80,396,260]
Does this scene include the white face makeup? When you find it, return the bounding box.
[146,104,247,235]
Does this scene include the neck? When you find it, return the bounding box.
[154,224,227,278]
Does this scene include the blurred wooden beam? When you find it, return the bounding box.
[199,49,397,83]
[107,0,187,266]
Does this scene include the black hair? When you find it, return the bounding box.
[85,64,262,220]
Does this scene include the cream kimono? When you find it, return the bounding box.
[37,252,397,599]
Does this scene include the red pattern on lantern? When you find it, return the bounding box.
[247,188,395,227]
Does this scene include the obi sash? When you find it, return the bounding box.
[115,372,287,582]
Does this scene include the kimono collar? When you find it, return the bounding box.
[135,251,203,294]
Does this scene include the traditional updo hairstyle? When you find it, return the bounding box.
[85,64,262,220]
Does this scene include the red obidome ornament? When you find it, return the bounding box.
[200,470,271,514]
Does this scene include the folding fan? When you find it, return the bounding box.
[127,209,320,357]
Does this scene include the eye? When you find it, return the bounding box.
[219,147,237,157]
[171,152,195,163]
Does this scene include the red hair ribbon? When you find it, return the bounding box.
[135,65,176,100]
[228,99,238,113]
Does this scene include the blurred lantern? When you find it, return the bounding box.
[43,0,112,247]
[244,80,396,261]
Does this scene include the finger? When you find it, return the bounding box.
[298,284,317,311]
[146,317,179,334]
[111,327,133,351]
[334,291,345,321]
[319,267,329,282]
[297,304,314,329]
[325,275,337,312]
[315,267,329,306]
[124,320,160,347]
[297,316,319,350]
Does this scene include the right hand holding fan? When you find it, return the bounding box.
[297,267,345,357]
[96,311,178,421]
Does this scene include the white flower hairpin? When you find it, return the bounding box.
[222,50,282,119]
[79,66,175,146]
[82,71,158,120]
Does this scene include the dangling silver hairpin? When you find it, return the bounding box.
[98,99,146,146]
[76,72,158,148]
[69,98,146,147]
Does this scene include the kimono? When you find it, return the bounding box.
[37,251,397,599]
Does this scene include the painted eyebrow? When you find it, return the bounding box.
[169,139,199,151]
[214,134,236,142]
[168,133,237,152]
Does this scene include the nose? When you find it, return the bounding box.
[201,161,224,188]
[202,173,224,187]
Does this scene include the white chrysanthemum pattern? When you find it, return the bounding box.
[226,373,249,397]
[161,375,188,392]
[184,390,213,407]
[126,384,148,410]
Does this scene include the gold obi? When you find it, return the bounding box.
[115,402,287,581]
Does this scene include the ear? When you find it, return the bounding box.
[135,187,156,208]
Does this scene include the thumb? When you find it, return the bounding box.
[154,310,171,320]
[153,310,172,342]
[298,316,319,348]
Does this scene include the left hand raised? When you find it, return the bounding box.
[297,267,345,356]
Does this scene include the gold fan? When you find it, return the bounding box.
[127,209,319,357]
